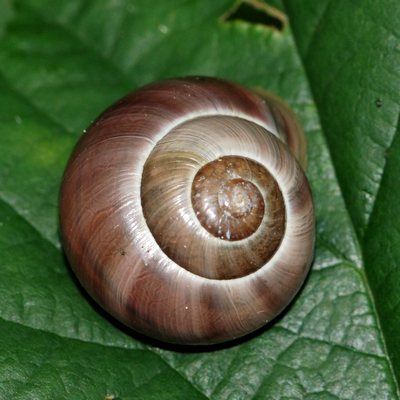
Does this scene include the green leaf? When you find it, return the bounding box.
[285,0,400,392]
[0,0,398,398]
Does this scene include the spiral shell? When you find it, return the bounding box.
[59,77,315,345]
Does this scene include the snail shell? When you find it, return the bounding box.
[59,77,315,345]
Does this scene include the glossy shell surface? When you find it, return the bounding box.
[59,77,315,344]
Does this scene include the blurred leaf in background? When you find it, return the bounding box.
[0,0,399,398]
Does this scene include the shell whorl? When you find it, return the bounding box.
[59,77,315,345]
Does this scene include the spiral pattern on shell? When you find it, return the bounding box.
[59,77,315,345]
